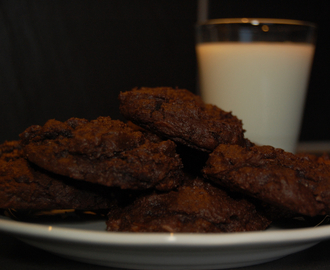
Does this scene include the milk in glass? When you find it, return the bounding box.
[196,42,315,152]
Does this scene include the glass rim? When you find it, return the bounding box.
[198,18,316,28]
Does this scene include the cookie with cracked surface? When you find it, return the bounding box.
[0,141,114,209]
[106,177,271,233]
[119,87,247,152]
[203,144,330,216]
[20,117,183,191]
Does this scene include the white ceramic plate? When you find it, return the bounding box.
[1,215,330,270]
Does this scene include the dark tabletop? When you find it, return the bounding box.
[1,230,330,270]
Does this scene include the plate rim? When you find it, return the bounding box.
[1,215,330,247]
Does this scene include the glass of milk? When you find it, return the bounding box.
[196,18,316,153]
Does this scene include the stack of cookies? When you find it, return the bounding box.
[1,87,330,232]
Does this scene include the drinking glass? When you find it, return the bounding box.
[196,18,316,153]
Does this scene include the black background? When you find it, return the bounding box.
[0,0,329,144]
